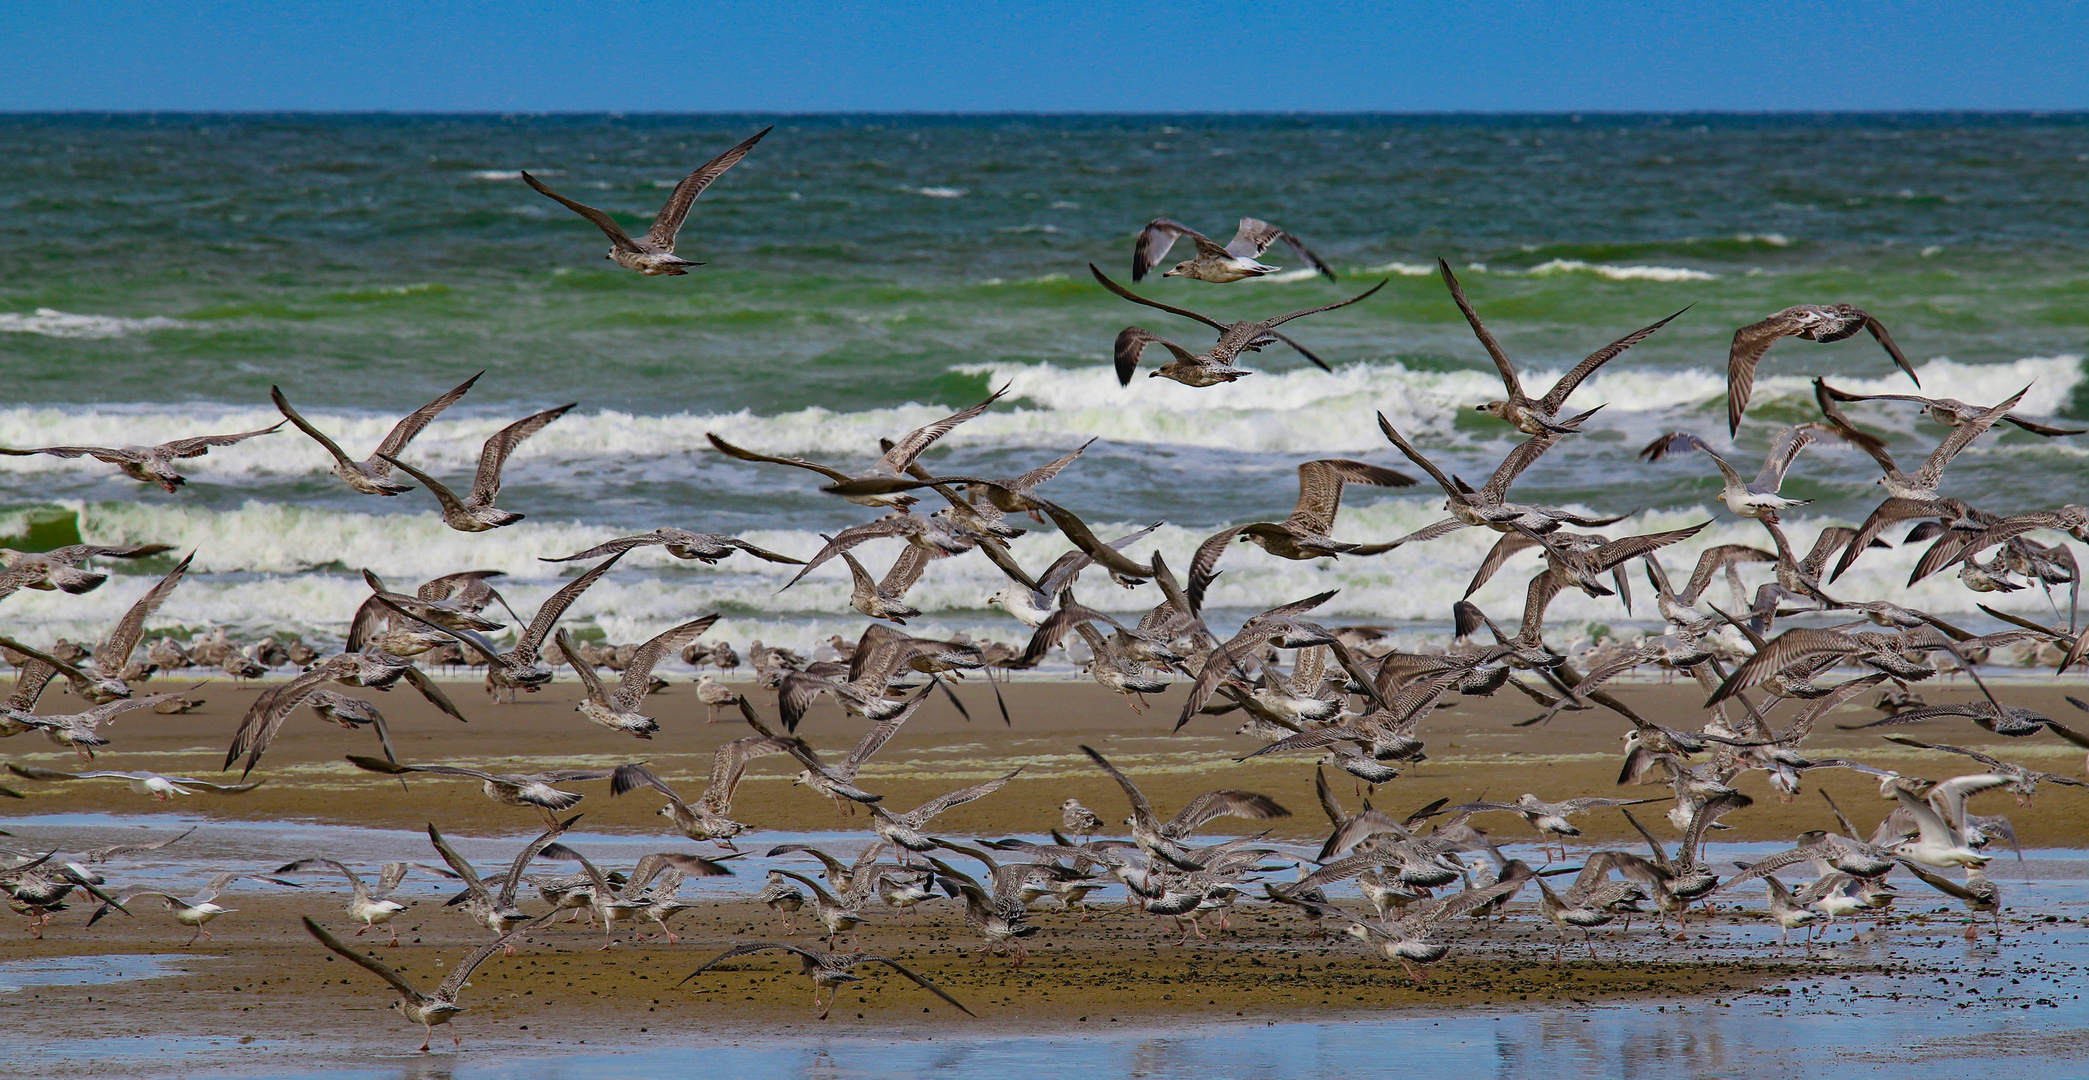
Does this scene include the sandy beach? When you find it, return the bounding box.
[8,674,2086,844]
[5,674,2087,1072]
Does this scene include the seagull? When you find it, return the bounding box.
[1266,876,1532,983]
[0,543,173,595]
[1880,734,2089,806]
[224,649,464,775]
[555,614,718,737]
[522,126,769,275]
[95,872,300,945]
[834,541,928,624]
[1742,869,1826,946]
[425,817,576,944]
[709,385,1007,510]
[271,372,480,495]
[540,527,804,565]
[763,869,866,947]
[7,551,195,703]
[273,859,452,946]
[377,403,573,531]
[1376,415,1624,547]
[1727,303,1918,434]
[348,569,521,656]
[4,764,261,800]
[1432,794,1661,859]
[1639,424,1836,523]
[1843,700,2089,748]
[1887,779,2004,868]
[0,424,283,492]
[868,769,1023,855]
[1438,259,1685,435]
[2,685,201,759]
[755,870,807,930]
[1817,378,2084,437]
[1060,799,1104,842]
[535,846,734,949]
[986,522,1160,628]
[1081,745,1288,870]
[611,738,802,849]
[375,550,625,701]
[1816,380,2027,580]
[348,757,646,824]
[1185,459,1415,607]
[679,941,973,1020]
[1090,264,1385,386]
[1131,217,1335,282]
[304,914,541,1051]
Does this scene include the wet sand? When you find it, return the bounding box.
[6,674,2087,844]
[4,674,2087,1067]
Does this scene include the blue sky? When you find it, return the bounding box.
[5,1,2084,112]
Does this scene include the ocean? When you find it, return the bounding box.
[2,112,2085,655]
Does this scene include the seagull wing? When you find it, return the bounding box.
[645,126,770,249]
[522,171,640,252]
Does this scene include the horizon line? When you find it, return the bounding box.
[3,108,2086,119]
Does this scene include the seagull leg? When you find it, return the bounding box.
[388,923,400,947]
[419,1024,433,1053]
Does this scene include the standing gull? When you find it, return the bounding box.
[522,127,770,275]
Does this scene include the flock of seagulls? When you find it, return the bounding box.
[4,125,2089,1052]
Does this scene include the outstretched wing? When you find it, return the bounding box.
[303,916,422,999]
[96,551,195,670]
[1131,218,1200,281]
[160,424,284,458]
[517,549,627,657]
[374,371,483,463]
[522,171,640,251]
[1539,305,1689,414]
[677,941,816,986]
[1088,263,1228,331]
[1438,259,1523,402]
[472,403,575,506]
[646,127,771,249]
[864,954,976,1015]
[611,615,719,711]
[1164,790,1290,836]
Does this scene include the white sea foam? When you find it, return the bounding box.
[911,186,967,198]
[1524,259,1718,282]
[466,170,525,181]
[1358,262,1437,276]
[0,497,2072,651]
[0,309,183,340]
[0,356,2075,482]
